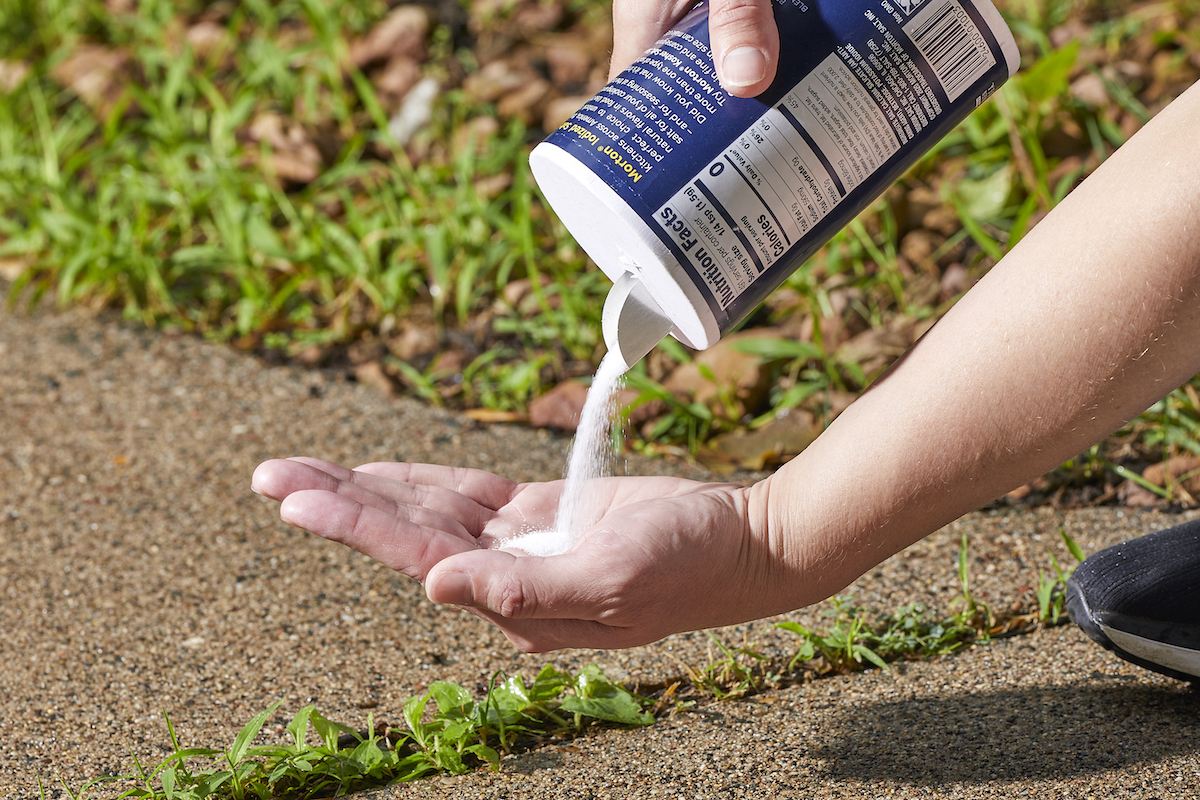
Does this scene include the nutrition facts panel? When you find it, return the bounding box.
[657,50,902,306]
[654,0,995,311]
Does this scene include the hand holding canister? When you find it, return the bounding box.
[532,0,1019,370]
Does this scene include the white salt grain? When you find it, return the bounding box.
[501,352,626,556]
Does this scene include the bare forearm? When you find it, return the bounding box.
[752,81,1200,606]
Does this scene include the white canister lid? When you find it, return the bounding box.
[529,141,721,353]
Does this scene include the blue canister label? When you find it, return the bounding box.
[542,0,1016,334]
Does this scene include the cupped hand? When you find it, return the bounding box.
[609,0,780,97]
[251,457,786,652]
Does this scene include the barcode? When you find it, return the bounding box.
[902,0,995,102]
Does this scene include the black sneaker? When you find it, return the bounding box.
[1065,518,1200,682]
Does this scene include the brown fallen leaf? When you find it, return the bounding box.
[904,271,941,309]
[921,204,960,237]
[1069,73,1109,107]
[473,173,511,201]
[529,380,588,431]
[901,185,940,231]
[500,278,533,310]
[1142,455,1200,505]
[662,330,778,418]
[543,95,589,132]
[940,263,969,301]
[697,410,820,472]
[0,255,33,282]
[374,56,422,108]
[463,408,527,423]
[514,0,563,31]
[899,229,942,269]
[616,388,665,427]
[246,113,323,183]
[349,5,430,68]
[1118,480,1161,508]
[544,37,593,86]
[803,389,858,423]
[463,59,530,103]
[451,115,500,157]
[49,44,130,117]
[354,361,397,397]
[1049,20,1089,50]
[1006,484,1033,501]
[834,319,913,377]
[388,323,440,362]
[347,333,386,366]
[429,349,467,377]
[0,59,30,93]
[186,21,229,60]
[292,344,326,367]
[819,286,865,351]
[496,78,551,125]
[266,152,324,184]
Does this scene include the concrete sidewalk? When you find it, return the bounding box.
[2,303,1197,799]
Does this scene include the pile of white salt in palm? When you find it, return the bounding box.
[496,272,671,556]
[498,351,627,556]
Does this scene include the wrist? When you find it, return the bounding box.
[743,460,870,613]
[743,398,935,610]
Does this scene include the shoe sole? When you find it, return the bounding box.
[1066,578,1200,682]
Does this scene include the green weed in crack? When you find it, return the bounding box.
[952,531,994,634]
[777,597,979,676]
[775,531,1088,675]
[45,665,652,799]
[679,631,778,701]
[1036,527,1086,625]
[775,535,983,676]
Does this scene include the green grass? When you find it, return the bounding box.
[3,0,1199,479]
[0,0,602,374]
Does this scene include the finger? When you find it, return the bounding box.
[424,547,640,626]
[282,456,353,479]
[352,462,519,511]
[427,554,654,653]
[708,0,779,97]
[255,458,500,537]
[609,0,697,79]
[279,489,479,581]
[264,460,482,544]
[253,457,362,501]
[303,459,499,535]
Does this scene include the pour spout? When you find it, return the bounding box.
[602,272,673,372]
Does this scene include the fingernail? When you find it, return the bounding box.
[430,571,474,606]
[721,46,767,88]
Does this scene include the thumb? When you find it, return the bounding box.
[708,0,779,97]
[425,549,605,621]
[426,549,652,653]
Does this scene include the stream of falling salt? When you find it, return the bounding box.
[499,351,626,556]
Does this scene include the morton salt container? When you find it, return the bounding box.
[529,0,1020,369]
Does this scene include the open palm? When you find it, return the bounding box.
[251,457,784,651]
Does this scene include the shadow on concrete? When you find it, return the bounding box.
[816,677,1200,785]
